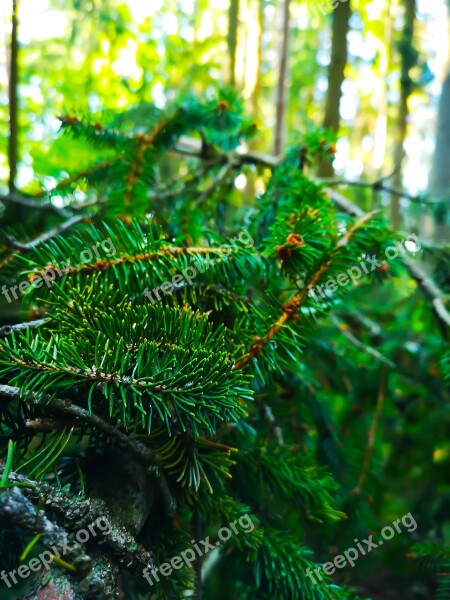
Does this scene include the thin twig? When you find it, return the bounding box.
[8,0,19,193]
[256,396,284,445]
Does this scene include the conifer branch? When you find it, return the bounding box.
[0,384,176,517]
[29,243,248,278]
[233,211,379,370]
[327,187,450,335]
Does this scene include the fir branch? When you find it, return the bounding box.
[0,384,176,516]
[233,211,380,370]
[327,187,450,335]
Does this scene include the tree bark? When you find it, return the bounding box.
[318,1,351,177]
[8,0,19,194]
[273,0,291,155]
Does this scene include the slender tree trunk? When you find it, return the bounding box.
[252,0,264,117]
[228,0,240,86]
[273,0,291,155]
[372,0,393,180]
[318,0,351,177]
[8,0,19,194]
[392,0,416,228]
[428,0,450,241]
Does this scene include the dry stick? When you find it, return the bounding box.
[232,211,378,371]
[255,395,284,445]
[353,367,388,496]
[0,384,176,517]
[0,158,116,218]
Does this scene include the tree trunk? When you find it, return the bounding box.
[429,0,450,240]
[252,0,264,118]
[273,0,291,155]
[372,0,393,180]
[228,0,240,86]
[8,0,19,194]
[391,0,416,228]
[318,1,351,177]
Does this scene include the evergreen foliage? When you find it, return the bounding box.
[0,91,449,599]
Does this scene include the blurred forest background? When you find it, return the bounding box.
[1,0,450,239]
